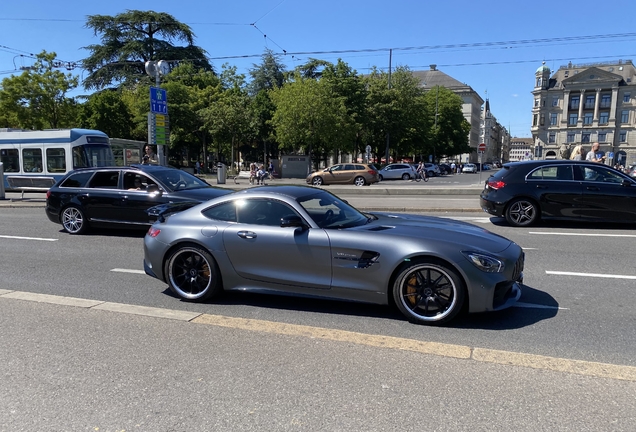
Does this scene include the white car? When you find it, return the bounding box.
[462,163,478,173]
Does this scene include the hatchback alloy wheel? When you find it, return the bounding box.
[505,198,539,227]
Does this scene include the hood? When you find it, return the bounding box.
[365,212,514,253]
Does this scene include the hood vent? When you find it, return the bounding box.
[367,225,394,231]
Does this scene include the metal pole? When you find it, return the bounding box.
[384,49,392,165]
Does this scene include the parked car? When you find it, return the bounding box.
[438,163,452,175]
[480,160,636,227]
[462,163,478,173]
[306,163,379,186]
[144,185,524,325]
[45,164,231,234]
[378,163,417,181]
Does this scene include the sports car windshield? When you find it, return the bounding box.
[152,169,210,191]
[297,190,371,229]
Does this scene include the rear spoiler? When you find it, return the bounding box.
[147,201,199,223]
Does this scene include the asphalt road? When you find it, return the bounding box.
[1,201,636,430]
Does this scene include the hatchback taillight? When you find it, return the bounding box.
[487,179,506,190]
[147,227,161,237]
[46,190,51,199]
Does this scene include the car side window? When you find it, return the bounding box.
[236,199,297,226]
[344,164,355,171]
[580,165,624,183]
[330,165,343,172]
[60,172,93,188]
[88,171,120,188]
[202,201,237,223]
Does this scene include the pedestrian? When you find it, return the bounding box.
[586,142,605,163]
[268,160,274,179]
[195,160,200,174]
[450,162,456,174]
[569,145,584,160]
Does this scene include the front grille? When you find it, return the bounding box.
[511,252,524,282]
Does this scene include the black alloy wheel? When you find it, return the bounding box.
[393,260,465,324]
[505,198,539,227]
[165,245,222,301]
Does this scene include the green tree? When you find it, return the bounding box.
[0,51,79,129]
[270,72,354,169]
[248,49,286,96]
[424,86,472,160]
[82,10,212,90]
[76,90,134,138]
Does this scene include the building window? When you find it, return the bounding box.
[552,97,559,107]
[601,94,611,108]
[584,113,593,125]
[548,133,556,143]
[621,110,629,123]
[536,78,542,87]
[624,93,631,103]
[567,133,575,143]
[598,132,606,142]
[585,95,595,109]
[619,131,627,142]
[550,113,557,125]
[533,114,538,126]
[534,99,540,107]
[599,112,609,124]
[564,71,569,77]
[570,96,580,109]
[582,133,590,143]
[540,115,545,126]
[568,113,578,125]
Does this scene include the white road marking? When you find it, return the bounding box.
[514,301,568,310]
[111,268,146,275]
[0,235,58,242]
[530,232,636,238]
[546,270,636,280]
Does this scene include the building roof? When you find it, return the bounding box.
[546,60,636,89]
[412,65,484,104]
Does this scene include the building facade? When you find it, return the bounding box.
[531,60,636,167]
[507,137,534,161]
[479,99,508,164]
[413,65,484,163]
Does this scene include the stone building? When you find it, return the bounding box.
[508,137,534,162]
[531,60,636,167]
[413,65,484,163]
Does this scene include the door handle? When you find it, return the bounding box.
[536,185,547,189]
[237,230,257,239]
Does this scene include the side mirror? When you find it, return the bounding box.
[147,184,162,196]
[280,215,307,229]
[622,179,633,187]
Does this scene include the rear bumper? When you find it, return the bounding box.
[480,196,506,217]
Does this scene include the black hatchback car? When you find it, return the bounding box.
[45,164,231,234]
[480,160,636,227]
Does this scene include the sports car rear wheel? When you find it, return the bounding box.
[165,245,221,302]
[393,260,465,324]
[505,198,539,227]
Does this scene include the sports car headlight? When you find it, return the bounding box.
[462,251,504,273]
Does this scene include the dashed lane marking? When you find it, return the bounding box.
[2,289,635,381]
[530,232,636,238]
[546,270,636,280]
[111,268,146,275]
[0,235,58,241]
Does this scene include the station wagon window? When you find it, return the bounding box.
[344,164,355,171]
[22,148,43,172]
[46,148,66,173]
[88,171,120,188]
[0,148,19,172]
[60,171,94,188]
[528,165,573,181]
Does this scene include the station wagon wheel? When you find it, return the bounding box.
[165,245,222,302]
[312,176,324,186]
[393,260,465,324]
[378,174,384,181]
[61,205,89,235]
[505,198,539,227]
[401,173,410,180]
[354,176,366,186]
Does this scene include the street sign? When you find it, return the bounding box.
[150,87,168,114]
[478,143,486,153]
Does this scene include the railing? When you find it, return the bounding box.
[6,176,56,198]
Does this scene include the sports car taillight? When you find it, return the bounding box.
[487,179,506,190]
[147,227,161,238]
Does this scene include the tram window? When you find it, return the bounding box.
[22,148,43,173]
[46,148,66,173]
[1,148,19,172]
[73,146,88,168]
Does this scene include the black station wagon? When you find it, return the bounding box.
[45,164,231,234]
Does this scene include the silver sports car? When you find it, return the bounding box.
[143,186,524,324]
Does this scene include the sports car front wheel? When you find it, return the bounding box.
[393,260,465,324]
[165,245,222,302]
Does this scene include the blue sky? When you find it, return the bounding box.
[2,0,636,138]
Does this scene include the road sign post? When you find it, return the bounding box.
[478,143,486,183]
